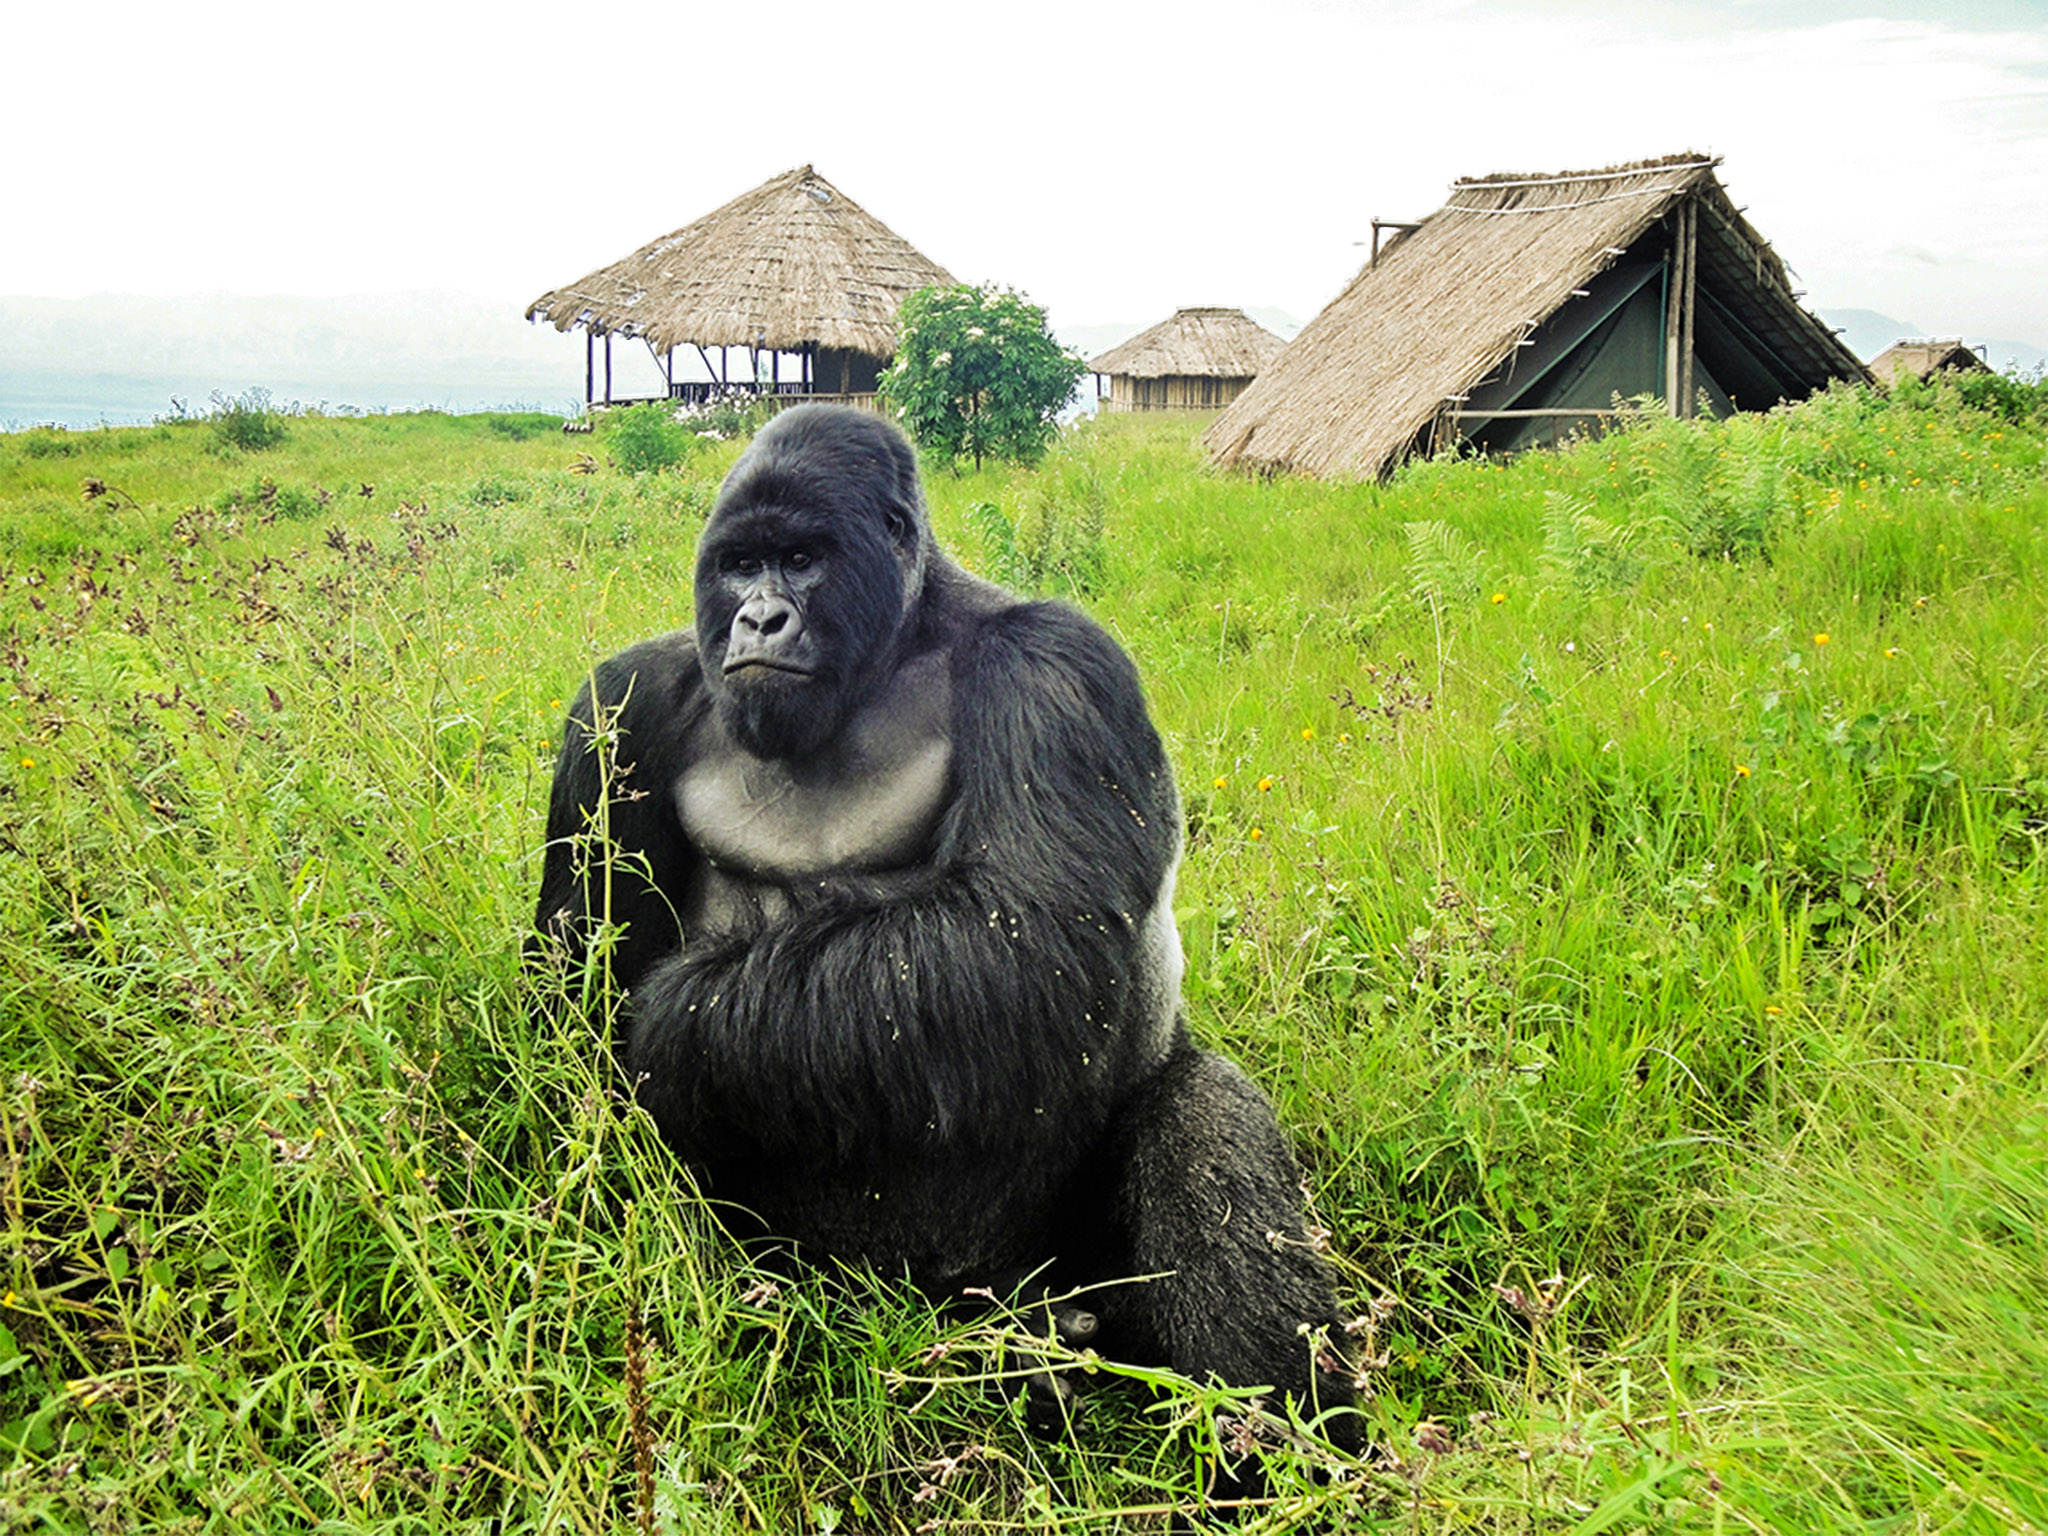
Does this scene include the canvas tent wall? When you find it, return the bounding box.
[1087,307,1286,412]
[526,164,955,408]
[1205,154,1869,479]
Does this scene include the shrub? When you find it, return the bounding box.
[16,429,82,460]
[604,400,695,476]
[208,388,289,453]
[675,388,775,440]
[881,284,1085,471]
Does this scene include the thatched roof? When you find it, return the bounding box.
[1205,153,1869,479]
[525,164,955,357]
[1087,308,1286,379]
[1868,338,1990,383]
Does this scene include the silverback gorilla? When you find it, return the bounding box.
[534,404,1355,1454]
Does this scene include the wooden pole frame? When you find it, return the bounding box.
[1665,197,1698,419]
[1678,198,1698,419]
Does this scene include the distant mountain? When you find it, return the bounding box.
[1,291,587,428]
[1820,307,2046,374]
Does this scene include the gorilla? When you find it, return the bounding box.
[534,404,1355,1458]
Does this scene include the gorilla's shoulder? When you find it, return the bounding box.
[950,594,1162,775]
[581,630,706,718]
[963,596,1146,698]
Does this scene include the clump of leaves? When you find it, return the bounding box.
[881,283,1085,471]
[1403,519,1487,606]
[208,387,289,453]
[968,486,1106,601]
[604,400,697,476]
[1626,406,1790,561]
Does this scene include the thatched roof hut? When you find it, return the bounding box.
[1206,154,1869,479]
[1087,308,1286,412]
[1868,338,1991,386]
[526,164,955,403]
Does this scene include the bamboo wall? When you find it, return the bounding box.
[1099,374,1254,412]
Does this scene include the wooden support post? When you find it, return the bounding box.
[584,330,594,406]
[1664,211,1684,417]
[604,334,613,404]
[1677,199,1698,419]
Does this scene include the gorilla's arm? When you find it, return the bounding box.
[531,633,704,1008]
[630,601,1181,1162]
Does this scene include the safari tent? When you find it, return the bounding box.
[526,164,955,408]
[1867,338,1991,386]
[1087,308,1286,412]
[1205,153,1870,479]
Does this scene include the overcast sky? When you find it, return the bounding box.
[10,0,2048,345]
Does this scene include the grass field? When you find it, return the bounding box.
[2,381,2045,1532]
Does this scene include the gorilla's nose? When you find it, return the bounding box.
[738,595,796,637]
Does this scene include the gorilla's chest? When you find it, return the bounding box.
[678,660,953,887]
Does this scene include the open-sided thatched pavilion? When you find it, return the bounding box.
[1867,338,1991,387]
[1087,308,1286,412]
[526,164,955,409]
[1206,154,1869,479]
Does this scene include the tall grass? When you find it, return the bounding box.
[2,380,2044,1531]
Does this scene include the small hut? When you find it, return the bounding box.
[1867,338,1991,386]
[527,164,955,409]
[1206,154,1870,479]
[1087,308,1286,412]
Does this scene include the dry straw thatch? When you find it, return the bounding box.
[1205,153,1868,479]
[1868,338,1991,385]
[1087,308,1286,379]
[525,164,955,358]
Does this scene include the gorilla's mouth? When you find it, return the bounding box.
[724,657,814,679]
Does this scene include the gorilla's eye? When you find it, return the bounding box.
[733,555,764,577]
[786,549,813,571]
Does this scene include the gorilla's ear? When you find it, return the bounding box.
[884,506,912,546]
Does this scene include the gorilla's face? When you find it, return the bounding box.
[696,408,930,762]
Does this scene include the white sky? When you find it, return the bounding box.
[10,0,2048,344]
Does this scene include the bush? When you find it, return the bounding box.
[675,387,775,441]
[881,284,1085,471]
[208,388,289,453]
[603,400,695,475]
[1950,367,2048,424]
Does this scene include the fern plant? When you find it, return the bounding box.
[1539,492,1663,594]
[1402,518,1487,607]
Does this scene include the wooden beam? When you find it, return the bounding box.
[1664,210,1685,417]
[1678,198,1698,419]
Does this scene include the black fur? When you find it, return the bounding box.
[534,404,1356,1458]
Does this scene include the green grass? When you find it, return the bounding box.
[3,379,2046,1532]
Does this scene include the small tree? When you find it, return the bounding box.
[881,284,1085,471]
